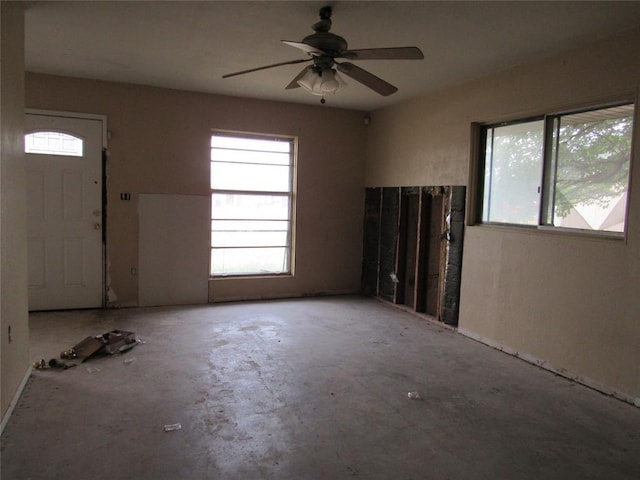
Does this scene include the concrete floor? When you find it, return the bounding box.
[1,296,639,479]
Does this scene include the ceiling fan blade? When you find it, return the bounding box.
[282,40,327,56]
[285,66,312,90]
[222,58,310,79]
[335,62,398,96]
[340,47,424,60]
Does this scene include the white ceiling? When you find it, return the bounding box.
[24,1,640,112]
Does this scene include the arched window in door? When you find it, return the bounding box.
[25,131,84,157]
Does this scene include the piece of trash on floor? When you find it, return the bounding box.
[48,358,76,369]
[407,391,422,400]
[101,330,138,355]
[61,335,104,361]
[123,357,136,365]
[32,358,76,370]
[32,359,47,369]
[61,330,141,363]
[86,366,101,374]
[163,423,182,432]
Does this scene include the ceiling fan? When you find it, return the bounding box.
[222,5,424,104]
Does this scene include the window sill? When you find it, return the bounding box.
[210,273,293,280]
[470,222,627,243]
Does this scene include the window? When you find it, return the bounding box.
[479,103,634,234]
[210,132,295,276]
[25,131,84,157]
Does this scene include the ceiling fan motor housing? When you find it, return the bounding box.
[302,32,348,56]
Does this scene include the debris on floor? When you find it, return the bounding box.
[60,336,104,361]
[407,391,422,400]
[60,330,141,362]
[48,358,76,369]
[163,423,182,432]
[101,330,139,355]
[32,358,76,370]
[32,359,48,370]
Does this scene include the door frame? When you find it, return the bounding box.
[26,109,108,308]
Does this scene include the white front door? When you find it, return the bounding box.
[25,113,104,310]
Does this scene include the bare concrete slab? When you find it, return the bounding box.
[2,296,639,479]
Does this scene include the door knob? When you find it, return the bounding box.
[94,223,101,230]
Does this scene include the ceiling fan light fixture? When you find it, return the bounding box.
[297,68,320,93]
[297,68,345,96]
[320,68,344,93]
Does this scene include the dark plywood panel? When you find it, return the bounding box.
[400,188,420,308]
[379,188,399,302]
[442,186,466,326]
[361,188,382,296]
[425,193,444,318]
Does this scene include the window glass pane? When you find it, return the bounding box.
[211,193,290,220]
[211,247,289,275]
[552,105,633,232]
[211,148,290,166]
[483,120,544,225]
[25,131,83,157]
[211,135,291,153]
[212,220,290,231]
[210,162,290,192]
[212,219,289,247]
[212,231,288,248]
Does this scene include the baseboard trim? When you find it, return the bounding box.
[1,365,32,435]
[458,327,640,409]
[209,289,359,304]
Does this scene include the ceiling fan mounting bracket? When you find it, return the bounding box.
[312,5,333,32]
[319,6,332,20]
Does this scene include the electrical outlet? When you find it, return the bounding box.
[120,192,131,201]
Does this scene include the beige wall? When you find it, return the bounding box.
[25,74,367,305]
[1,2,30,422]
[367,29,640,402]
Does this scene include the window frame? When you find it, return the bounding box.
[210,130,296,278]
[473,101,635,238]
[477,115,545,228]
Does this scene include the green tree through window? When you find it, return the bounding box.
[551,108,633,230]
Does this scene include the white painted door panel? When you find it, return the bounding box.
[25,114,104,310]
